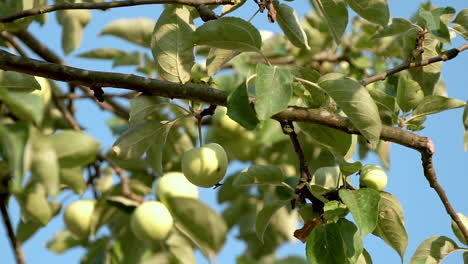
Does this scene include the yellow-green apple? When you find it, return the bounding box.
[359,164,388,191]
[63,200,95,239]
[451,212,468,245]
[130,201,173,243]
[181,143,228,188]
[156,172,199,203]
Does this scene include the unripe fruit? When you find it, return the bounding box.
[130,201,173,243]
[359,164,387,191]
[156,172,199,203]
[451,212,468,245]
[213,107,243,133]
[181,143,228,188]
[64,200,95,239]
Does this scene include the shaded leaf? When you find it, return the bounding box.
[323,200,349,222]
[194,17,262,52]
[306,218,363,264]
[100,18,155,47]
[273,1,310,50]
[227,83,259,130]
[256,200,288,243]
[373,18,418,38]
[0,87,45,124]
[373,192,408,261]
[151,6,194,83]
[298,122,353,158]
[50,130,100,168]
[452,9,468,40]
[78,48,127,59]
[234,165,285,186]
[347,0,390,26]
[46,230,84,254]
[0,70,41,92]
[206,48,239,76]
[309,0,348,44]
[319,73,382,147]
[165,197,227,254]
[419,8,452,45]
[339,189,381,237]
[0,122,30,193]
[397,76,424,113]
[129,94,168,126]
[254,63,293,120]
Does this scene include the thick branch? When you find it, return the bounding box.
[361,44,468,86]
[1,49,466,238]
[0,0,234,23]
[0,197,26,264]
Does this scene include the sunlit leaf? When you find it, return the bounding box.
[411,96,465,120]
[309,0,348,44]
[256,200,288,243]
[452,9,468,40]
[100,18,155,47]
[409,236,463,264]
[273,1,310,50]
[346,0,390,26]
[50,130,100,168]
[339,189,381,237]
[234,165,285,186]
[255,63,293,120]
[46,230,84,254]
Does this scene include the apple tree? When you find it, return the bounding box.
[0,0,467,263]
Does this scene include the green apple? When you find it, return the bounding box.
[359,164,387,191]
[64,200,95,239]
[451,212,468,245]
[213,107,243,133]
[130,201,173,243]
[181,143,228,188]
[156,172,199,203]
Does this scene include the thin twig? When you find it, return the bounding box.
[0,32,28,57]
[0,0,234,23]
[361,44,468,86]
[51,86,82,131]
[420,142,468,243]
[0,197,26,264]
[113,166,144,204]
[13,30,130,120]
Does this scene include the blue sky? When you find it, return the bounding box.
[1,1,467,263]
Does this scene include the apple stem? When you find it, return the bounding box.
[197,118,204,147]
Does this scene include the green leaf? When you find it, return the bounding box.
[60,167,86,194]
[151,5,195,83]
[463,103,468,151]
[397,76,424,113]
[57,10,91,54]
[0,70,41,92]
[310,166,342,190]
[323,200,349,222]
[273,256,308,264]
[254,64,293,120]
[339,189,381,237]
[373,18,418,38]
[452,9,468,40]
[31,134,60,198]
[256,200,288,243]
[145,121,175,175]
[46,230,84,254]
[346,0,389,26]
[233,165,285,186]
[106,196,139,214]
[165,197,227,254]
[418,9,451,45]
[129,94,168,126]
[373,192,408,261]
[194,17,262,52]
[227,83,259,130]
[306,218,363,264]
[50,130,100,168]
[0,122,30,193]
[408,34,441,96]
[319,73,382,147]
[17,202,61,242]
[0,87,45,124]
[309,0,348,44]
[78,48,127,60]
[111,120,172,161]
[356,249,373,264]
[409,236,462,264]
[298,123,353,158]
[206,48,239,77]
[273,1,310,50]
[100,18,155,47]
[411,95,465,120]
[20,182,52,226]
[81,237,110,264]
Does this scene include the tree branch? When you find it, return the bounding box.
[0,0,234,23]
[0,49,466,240]
[0,197,26,264]
[13,30,130,120]
[113,166,144,204]
[0,32,27,57]
[361,44,468,86]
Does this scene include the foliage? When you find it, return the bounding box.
[0,0,467,264]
